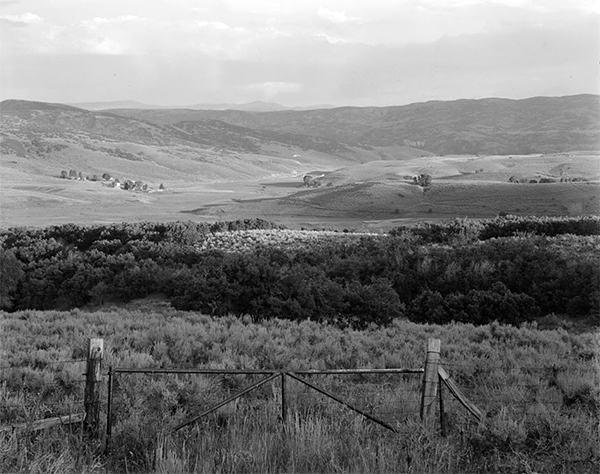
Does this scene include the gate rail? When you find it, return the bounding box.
[104,338,483,453]
[106,367,425,451]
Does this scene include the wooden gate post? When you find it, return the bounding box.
[420,338,440,424]
[281,372,287,426]
[84,338,103,438]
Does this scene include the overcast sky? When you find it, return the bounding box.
[1,0,598,107]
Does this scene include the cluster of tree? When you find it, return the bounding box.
[1,216,598,328]
[402,139,425,148]
[303,174,325,188]
[60,169,112,182]
[60,169,84,180]
[59,169,164,191]
[389,215,600,243]
[412,174,432,187]
[508,176,589,184]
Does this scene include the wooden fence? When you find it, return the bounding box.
[0,338,103,435]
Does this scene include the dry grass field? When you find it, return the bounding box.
[1,308,598,474]
[180,152,600,230]
[2,151,599,230]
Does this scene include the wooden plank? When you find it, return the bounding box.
[420,338,441,422]
[438,366,484,422]
[0,413,85,433]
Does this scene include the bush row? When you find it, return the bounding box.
[390,215,600,244]
[1,217,599,327]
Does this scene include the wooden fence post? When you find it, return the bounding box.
[420,338,440,424]
[105,366,114,454]
[281,372,287,426]
[84,338,103,438]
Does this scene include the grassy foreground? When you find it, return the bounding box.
[0,308,598,473]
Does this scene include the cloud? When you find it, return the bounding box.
[313,33,348,45]
[91,15,144,24]
[317,7,361,24]
[0,12,42,26]
[196,20,231,30]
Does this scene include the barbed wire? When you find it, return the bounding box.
[440,362,593,374]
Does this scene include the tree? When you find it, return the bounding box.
[159,183,165,191]
[60,170,68,179]
[413,174,432,187]
[89,281,111,306]
[0,248,24,310]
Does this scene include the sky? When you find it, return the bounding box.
[0,0,599,107]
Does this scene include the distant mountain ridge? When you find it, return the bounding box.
[1,95,598,164]
[108,94,600,155]
[69,99,336,112]
[0,99,347,154]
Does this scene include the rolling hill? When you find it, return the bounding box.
[108,94,600,156]
[0,99,369,184]
[1,96,598,229]
[0,99,350,155]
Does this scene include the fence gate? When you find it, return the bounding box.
[104,338,483,453]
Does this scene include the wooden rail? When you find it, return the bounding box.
[438,366,484,422]
[0,413,85,434]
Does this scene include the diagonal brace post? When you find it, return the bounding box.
[170,372,279,434]
[286,372,397,433]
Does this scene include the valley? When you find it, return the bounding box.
[1,96,599,230]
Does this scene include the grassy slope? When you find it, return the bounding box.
[186,168,600,226]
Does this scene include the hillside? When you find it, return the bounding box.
[0,99,367,185]
[1,97,598,229]
[110,94,600,156]
[0,99,352,155]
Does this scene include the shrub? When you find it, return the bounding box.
[407,283,540,325]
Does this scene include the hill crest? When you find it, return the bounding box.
[107,94,600,156]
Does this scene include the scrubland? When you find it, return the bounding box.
[1,216,599,473]
[1,307,598,473]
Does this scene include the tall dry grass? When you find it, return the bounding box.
[1,309,598,473]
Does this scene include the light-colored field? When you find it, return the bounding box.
[1,150,598,229]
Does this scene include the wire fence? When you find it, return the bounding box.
[437,359,597,431]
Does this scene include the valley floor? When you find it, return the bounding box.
[2,152,599,230]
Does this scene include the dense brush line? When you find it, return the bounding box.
[1,216,599,327]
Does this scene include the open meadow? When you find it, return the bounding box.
[2,150,599,230]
